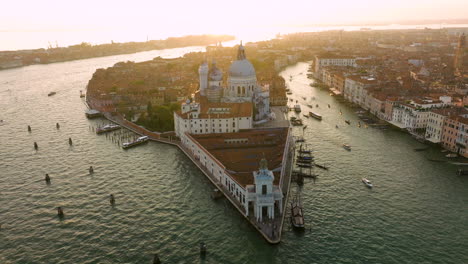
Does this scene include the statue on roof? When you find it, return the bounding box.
[259,157,268,170]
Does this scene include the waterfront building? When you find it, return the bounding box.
[390,98,451,132]
[314,54,357,76]
[425,107,468,143]
[343,75,376,106]
[181,127,291,224]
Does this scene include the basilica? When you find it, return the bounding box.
[174,43,270,140]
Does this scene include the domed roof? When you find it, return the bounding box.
[229,59,256,78]
[209,61,223,81]
[228,42,256,78]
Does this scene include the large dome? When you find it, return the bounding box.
[229,59,256,78]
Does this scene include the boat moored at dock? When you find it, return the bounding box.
[290,195,305,230]
[122,136,149,149]
[294,105,301,113]
[96,124,121,134]
[85,109,102,119]
[343,144,351,151]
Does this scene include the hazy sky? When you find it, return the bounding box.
[2,0,467,32]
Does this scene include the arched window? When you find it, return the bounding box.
[242,86,245,95]
[237,86,240,95]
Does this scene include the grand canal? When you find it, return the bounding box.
[0,50,467,263]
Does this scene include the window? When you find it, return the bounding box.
[262,185,267,195]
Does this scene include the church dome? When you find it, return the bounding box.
[229,59,256,78]
[229,43,256,78]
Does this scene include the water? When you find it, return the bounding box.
[0,50,467,263]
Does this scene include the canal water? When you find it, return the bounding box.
[0,48,466,263]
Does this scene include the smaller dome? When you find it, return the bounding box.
[209,62,223,81]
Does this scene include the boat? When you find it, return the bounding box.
[287,91,293,95]
[446,153,458,158]
[307,104,313,108]
[297,164,312,168]
[362,178,373,188]
[297,156,313,160]
[85,109,102,119]
[309,112,322,120]
[122,136,149,149]
[315,164,329,170]
[211,188,223,199]
[291,119,303,126]
[302,96,306,100]
[290,196,305,230]
[296,159,313,164]
[294,105,301,113]
[303,114,309,118]
[327,104,330,108]
[295,137,305,143]
[48,91,56,96]
[79,90,85,98]
[343,144,351,151]
[96,124,121,134]
[457,169,468,176]
[345,120,351,125]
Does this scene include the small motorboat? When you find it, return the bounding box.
[309,112,322,121]
[211,188,223,199]
[307,104,313,108]
[345,120,351,125]
[343,144,351,151]
[48,91,56,96]
[446,153,458,158]
[327,104,330,108]
[303,114,309,118]
[294,105,301,113]
[122,136,149,149]
[362,178,373,188]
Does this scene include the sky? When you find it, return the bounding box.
[2,0,467,33]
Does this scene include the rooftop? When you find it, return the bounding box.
[189,127,289,187]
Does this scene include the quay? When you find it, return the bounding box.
[90,109,294,244]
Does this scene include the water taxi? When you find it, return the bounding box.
[362,178,373,188]
[96,124,121,134]
[309,112,322,120]
[122,136,149,149]
[343,144,351,151]
[85,109,102,119]
[294,105,301,113]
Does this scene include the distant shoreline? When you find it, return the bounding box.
[0,34,234,71]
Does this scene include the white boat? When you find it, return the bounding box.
[446,153,458,158]
[343,144,351,151]
[122,136,149,149]
[294,105,301,113]
[362,178,373,188]
[96,124,121,134]
[309,112,322,120]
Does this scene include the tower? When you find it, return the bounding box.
[253,158,275,221]
[198,61,208,96]
[454,33,466,76]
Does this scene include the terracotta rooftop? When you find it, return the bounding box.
[190,127,289,187]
